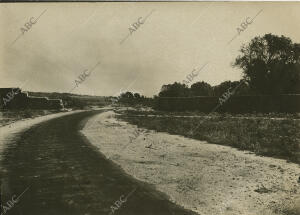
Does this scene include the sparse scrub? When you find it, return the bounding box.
[0,110,60,127]
[117,111,300,164]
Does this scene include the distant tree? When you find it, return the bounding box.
[117,91,153,106]
[190,81,213,96]
[213,81,233,97]
[230,80,252,95]
[213,80,252,96]
[158,82,190,97]
[234,34,300,94]
[134,93,141,99]
[120,92,134,99]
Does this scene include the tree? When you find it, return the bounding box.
[133,93,141,99]
[120,92,134,99]
[213,80,251,96]
[213,81,233,97]
[190,81,213,96]
[158,82,190,97]
[234,34,300,94]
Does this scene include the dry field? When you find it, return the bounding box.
[117,108,300,164]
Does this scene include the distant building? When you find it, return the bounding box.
[0,88,64,110]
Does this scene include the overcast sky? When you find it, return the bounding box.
[1,2,300,97]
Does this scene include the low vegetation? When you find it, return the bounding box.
[0,110,61,127]
[117,110,300,164]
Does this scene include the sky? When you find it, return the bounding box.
[1,2,300,97]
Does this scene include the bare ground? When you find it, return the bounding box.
[81,110,300,215]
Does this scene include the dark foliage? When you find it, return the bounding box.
[159,82,190,97]
[156,94,300,113]
[234,34,300,94]
[116,92,154,107]
[191,81,213,96]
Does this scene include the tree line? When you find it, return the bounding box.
[115,34,300,107]
[159,34,300,98]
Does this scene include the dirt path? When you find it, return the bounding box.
[82,111,300,215]
[0,110,83,159]
[0,110,198,215]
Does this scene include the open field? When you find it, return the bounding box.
[116,108,300,164]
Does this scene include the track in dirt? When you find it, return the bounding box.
[1,110,198,215]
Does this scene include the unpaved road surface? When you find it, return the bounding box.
[0,110,197,215]
[82,110,300,215]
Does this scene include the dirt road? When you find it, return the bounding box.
[0,110,198,215]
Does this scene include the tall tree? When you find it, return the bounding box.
[233,34,300,94]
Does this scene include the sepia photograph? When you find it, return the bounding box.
[0,2,300,215]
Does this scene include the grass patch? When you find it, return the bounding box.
[117,110,300,164]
